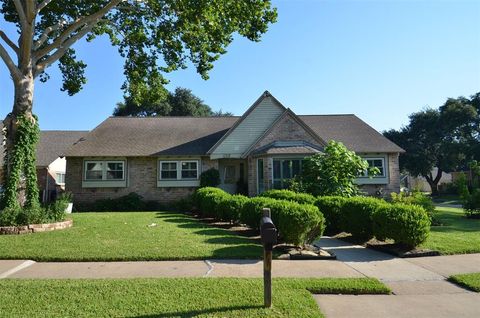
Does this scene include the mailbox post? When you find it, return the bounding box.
[260,208,277,308]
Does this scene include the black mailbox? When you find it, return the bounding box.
[260,216,277,247]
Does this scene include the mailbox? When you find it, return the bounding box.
[260,216,277,248]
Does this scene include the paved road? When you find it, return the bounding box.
[1,237,479,317]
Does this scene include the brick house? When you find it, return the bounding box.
[0,130,87,203]
[65,91,404,206]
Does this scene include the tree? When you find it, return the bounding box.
[384,93,479,195]
[293,140,376,197]
[0,1,277,208]
[113,87,234,117]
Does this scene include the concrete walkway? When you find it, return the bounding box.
[1,237,479,317]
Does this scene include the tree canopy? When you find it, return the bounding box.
[384,93,480,194]
[113,87,233,117]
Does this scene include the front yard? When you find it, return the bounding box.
[421,207,480,254]
[0,277,389,317]
[0,212,262,261]
[449,273,480,292]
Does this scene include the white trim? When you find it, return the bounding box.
[84,160,126,181]
[158,160,200,181]
[159,161,178,180]
[358,157,386,178]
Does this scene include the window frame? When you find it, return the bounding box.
[158,160,200,181]
[83,160,126,181]
[359,157,386,178]
[55,172,66,185]
[272,158,305,190]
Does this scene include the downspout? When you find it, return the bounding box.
[45,166,49,203]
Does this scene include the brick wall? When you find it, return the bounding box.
[360,153,401,197]
[66,157,207,207]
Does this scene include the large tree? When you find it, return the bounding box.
[384,93,479,195]
[0,0,276,208]
[113,86,234,117]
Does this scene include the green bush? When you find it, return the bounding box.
[240,196,325,245]
[194,187,230,218]
[260,189,316,205]
[464,189,480,218]
[0,207,21,226]
[315,196,348,235]
[240,197,275,229]
[199,168,220,188]
[372,203,431,247]
[390,191,435,219]
[46,193,71,222]
[217,195,249,223]
[342,196,385,240]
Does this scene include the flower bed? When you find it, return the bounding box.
[0,219,73,235]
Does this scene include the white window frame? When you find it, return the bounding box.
[359,157,386,178]
[84,160,126,181]
[55,172,66,185]
[158,160,199,181]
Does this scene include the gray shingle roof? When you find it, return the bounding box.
[66,114,403,157]
[299,115,404,153]
[65,117,240,157]
[0,130,87,167]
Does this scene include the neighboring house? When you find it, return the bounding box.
[65,91,404,206]
[0,130,87,203]
[407,167,453,192]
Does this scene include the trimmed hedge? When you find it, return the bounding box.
[260,190,317,205]
[314,196,348,235]
[195,188,325,246]
[372,203,431,248]
[314,194,430,247]
[194,188,431,248]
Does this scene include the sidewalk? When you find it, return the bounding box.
[1,237,479,317]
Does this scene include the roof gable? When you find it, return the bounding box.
[208,91,286,158]
[243,109,327,157]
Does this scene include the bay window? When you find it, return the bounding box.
[272,159,304,189]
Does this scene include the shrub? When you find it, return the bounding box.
[341,196,385,241]
[0,207,21,226]
[240,196,325,246]
[194,187,229,218]
[89,192,149,212]
[217,195,249,223]
[372,203,431,247]
[315,196,348,235]
[46,193,71,222]
[464,189,480,218]
[260,189,316,205]
[390,191,435,220]
[199,168,220,188]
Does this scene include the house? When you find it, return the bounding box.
[0,130,87,202]
[65,91,404,206]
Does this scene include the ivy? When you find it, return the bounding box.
[2,114,40,210]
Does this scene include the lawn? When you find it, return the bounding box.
[0,277,390,317]
[0,212,263,261]
[449,273,480,292]
[421,207,480,254]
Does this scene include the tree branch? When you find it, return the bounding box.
[33,21,66,50]
[37,0,54,13]
[35,23,96,75]
[0,30,19,54]
[0,42,21,81]
[34,0,122,60]
[13,0,26,26]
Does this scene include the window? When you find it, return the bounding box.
[272,159,304,189]
[56,172,65,184]
[360,158,385,177]
[160,162,177,180]
[224,165,236,184]
[159,160,199,180]
[84,161,125,181]
[181,161,198,179]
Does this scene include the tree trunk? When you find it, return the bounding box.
[2,70,39,209]
[424,169,443,196]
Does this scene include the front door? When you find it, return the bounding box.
[218,160,246,194]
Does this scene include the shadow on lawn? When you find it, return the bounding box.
[128,304,264,317]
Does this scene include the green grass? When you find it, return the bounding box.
[0,212,263,261]
[421,207,480,254]
[449,273,480,292]
[0,277,390,317]
[432,194,462,205]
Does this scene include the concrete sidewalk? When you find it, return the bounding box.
[1,237,479,317]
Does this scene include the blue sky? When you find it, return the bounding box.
[1,0,479,132]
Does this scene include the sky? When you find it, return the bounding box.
[0,0,479,133]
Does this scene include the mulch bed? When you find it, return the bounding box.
[366,240,440,258]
